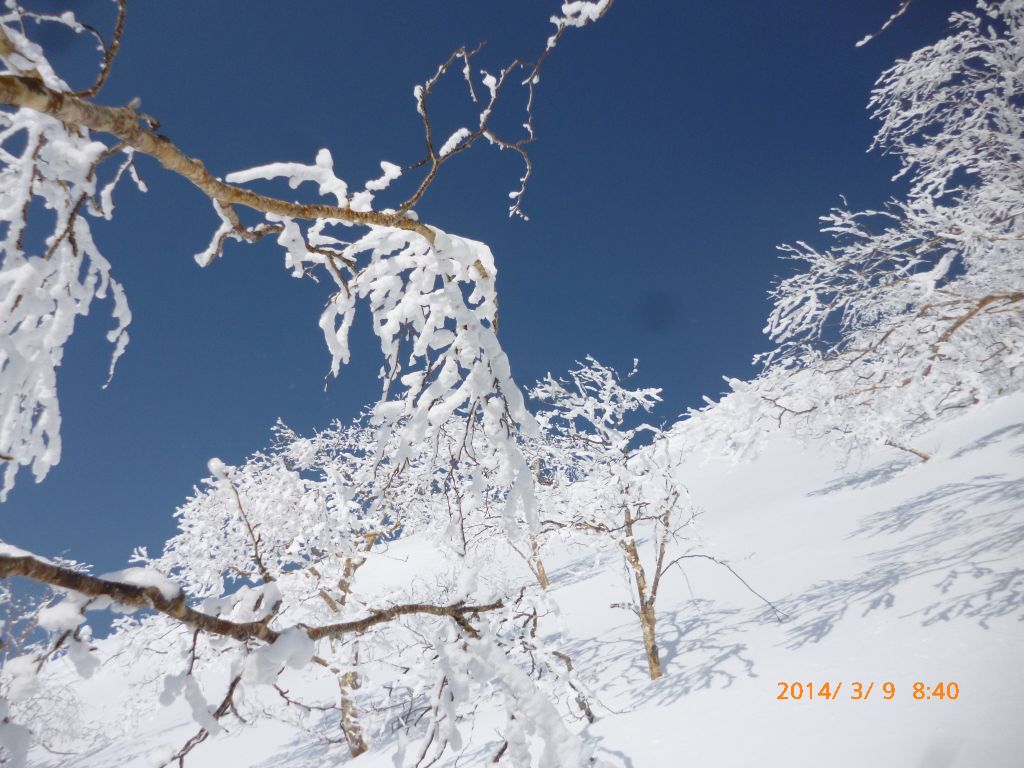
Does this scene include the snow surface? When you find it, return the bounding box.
[27,394,1024,767]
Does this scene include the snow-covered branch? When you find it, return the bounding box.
[0,548,503,644]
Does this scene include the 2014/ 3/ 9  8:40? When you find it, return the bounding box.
[776,681,960,701]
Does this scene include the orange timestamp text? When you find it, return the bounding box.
[776,681,960,701]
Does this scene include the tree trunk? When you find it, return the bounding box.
[339,666,368,758]
[532,556,550,590]
[621,507,662,680]
[335,561,368,757]
[529,536,550,590]
[639,602,661,680]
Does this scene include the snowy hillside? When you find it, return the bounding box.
[29,392,1024,768]
[1,2,1022,767]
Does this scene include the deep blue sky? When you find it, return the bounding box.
[3,0,969,570]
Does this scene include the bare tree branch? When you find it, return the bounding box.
[856,0,913,47]
[666,553,788,623]
[74,0,127,98]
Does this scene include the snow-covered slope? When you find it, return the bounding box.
[579,393,1024,768]
[33,394,1024,767]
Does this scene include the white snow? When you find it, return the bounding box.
[242,627,314,685]
[364,161,402,192]
[36,600,86,631]
[22,392,1024,767]
[439,128,471,158]
[0,543,36,560]
[99,568,182,601]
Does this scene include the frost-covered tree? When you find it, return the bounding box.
[83,415,584,764]
[0,403,602,765]
[530,360,786,680]
[530,359,692,681]
[0,0,616,501]
[763,0,1023,453]
[689,0,1023,462]
[0,1,616,765]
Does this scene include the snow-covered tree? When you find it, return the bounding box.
[763,0,1023,453]
[6,0,1016,764]
[104,416,585,764]
[688,0,1023,462]
[0,1,615,765]
[530,359,692,680]
[0,0,615,501]
[0,394,595,766]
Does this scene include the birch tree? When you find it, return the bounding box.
[685,0,1023,463]
[530,359,691,680]
[0,2,615,765]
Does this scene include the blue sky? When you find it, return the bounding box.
[2,0,968,570]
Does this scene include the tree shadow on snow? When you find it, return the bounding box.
[557,599,764,713]
[781,473,1024,649]
[808,457,917,496]
[248,692,509,768]
[950,422,1024,460]
[249,724,350,768]
[546,554,617,591]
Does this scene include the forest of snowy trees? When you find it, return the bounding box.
[0,1,1021,766]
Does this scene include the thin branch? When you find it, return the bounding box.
[666,554,788,623]
[856,0,913,47]
[162,674,242,768]
[935,292,1023,348]
[397,0,616,219]
[74,0,127,98]
[223,479,274,585]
